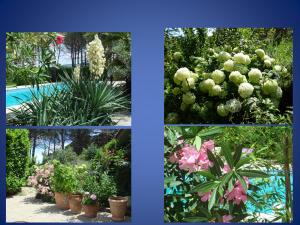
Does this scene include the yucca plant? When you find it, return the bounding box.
[7,73,130,126]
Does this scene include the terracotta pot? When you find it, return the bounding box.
[69,194,83,214]
[83,204,99,218]
[54,192,70,210]
[109,196,128,221]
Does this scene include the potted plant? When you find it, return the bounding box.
[82,192,99,218]
[68,164,87,214]
[109,196,128,221]
[51,161,74,210]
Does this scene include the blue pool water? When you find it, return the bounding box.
[6,83,64,108]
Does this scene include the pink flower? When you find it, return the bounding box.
[177,137,184,145]
[222,164,231,174]
[223,215,233,223]
[90,194,97,200]
[198,191,211,202]
[202,140,214,151]
[226,176,249,205]
[55,34,64,45]
[168,152,179,163]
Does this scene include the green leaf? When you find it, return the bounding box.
[183,217,208,222]
[196,171,216,180]
[197,127,223,138]
[235,171,248,192]
[233,146,243,166]
[208,187,218,211]
[222,143,234,168]
[235,157,252,169]
[238,170,269,178]
[219,171,233,188]
[193,136,202,150]
[207,151,222,176]
[228,178,234,192]
[190,181,219,194]
[247,194,261,208]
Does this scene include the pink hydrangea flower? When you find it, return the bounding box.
[198,191,211,202]
[223,215,233,223]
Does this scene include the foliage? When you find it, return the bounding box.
[164,28,293,124]
[164,126,292,222]
[6,32,57,86]
[6,129,30,195]
[81,144,99,160]
[8,73,130,126]
[43,147,78,164]
[50,161,77,193]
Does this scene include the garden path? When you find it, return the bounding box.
[112,111,131,126]
[6,187,130,223]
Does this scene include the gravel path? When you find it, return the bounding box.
[6,187,130,223]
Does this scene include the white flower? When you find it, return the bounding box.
[262,79,279,95]
[211,70,225,84]
[255,49,265,58]
[233,52,247,64]
[86,34,106,77]
[217,104,229,117]
[244,55,251,65]
[238,82,254,98]
[264,59,272,67]
[223,59,234,72]
[226,99,242,113]
[174,67,191,81]
[217,51,231,62]
[173,52,183,62]
[273,65,282,72]
[73,65,80,81]
[248,68,262,84]
[229,71,244,85]
[199,79,215,93]
[187,77,196,89]
[274,87,283,99]
[182,92,196,105]
[210,85,222,96]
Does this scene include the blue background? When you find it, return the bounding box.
[0,0,299,224]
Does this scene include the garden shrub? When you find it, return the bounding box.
[81,144,99,160]
[6,129,30,195]
[164,28,293,124]
[43,147,78,164]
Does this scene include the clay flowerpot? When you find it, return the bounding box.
[83,204,99,218]
[69,194,83,214]
[54,192,70,210]
[109,196,128,221]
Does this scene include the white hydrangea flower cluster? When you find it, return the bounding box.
[168,47,287,119]
[86,34,106,78]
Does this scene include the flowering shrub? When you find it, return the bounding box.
[82,192,98,205]
[164,127,269,222]
[165,46,292,124]
[27,163,54,201]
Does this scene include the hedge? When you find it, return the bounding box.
[6,129,30,195]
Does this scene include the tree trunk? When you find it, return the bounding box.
[61,129,65,150]
[32,134,37,158]
[53,135,56,152]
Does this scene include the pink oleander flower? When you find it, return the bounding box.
[178,145,199,172]
[202,140,215,151]
[222,164,231,174]
[223,215,233,223]
[197,150,214,170]
[226,176,249,205]
[168,152,179,163]
[55,34,64,45]
[90,194,97,200]
[198,191,211,202]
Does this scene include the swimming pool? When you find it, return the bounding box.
[6,83,64,108]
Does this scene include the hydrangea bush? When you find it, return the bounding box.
[164,127,269,222]
[165,47,292,124]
